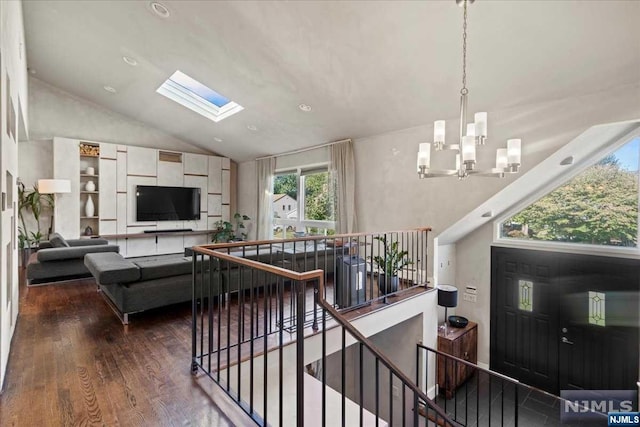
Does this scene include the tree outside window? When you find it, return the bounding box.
[501,138,639,247]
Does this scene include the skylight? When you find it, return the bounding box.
[156,70,243,122]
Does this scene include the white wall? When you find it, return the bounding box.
[1,0,28,390]
[28,77,210,153]
[237,83,640,367]
[16,140,52,238]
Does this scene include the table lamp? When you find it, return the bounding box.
[437,284,458,334]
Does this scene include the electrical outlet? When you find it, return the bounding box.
[463,292,477,303]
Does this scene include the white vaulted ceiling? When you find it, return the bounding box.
[22,1,640,161]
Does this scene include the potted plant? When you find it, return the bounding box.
[373,236,413,295]
[18,181,53,265]
[211,213,251,243]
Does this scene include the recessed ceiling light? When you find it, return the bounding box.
[213,137,223,142]
[123,56,138,66]
[149,2,170,18]
[247,125,258,131]
[298,103,312,112]
[103,85,117,93]
[27,67,36,75]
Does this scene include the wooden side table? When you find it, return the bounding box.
[437,321,478,399]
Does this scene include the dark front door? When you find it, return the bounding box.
[491,247,559,393]
[491,246,639,395]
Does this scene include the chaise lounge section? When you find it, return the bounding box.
[27,233,120,285]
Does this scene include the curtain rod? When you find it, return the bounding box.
[255,138,351,161]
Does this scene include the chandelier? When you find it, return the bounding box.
[417,0,522,179]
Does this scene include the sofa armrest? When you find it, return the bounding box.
[85,252,140,285]
[67,238,109,247]
[37,245,119,262]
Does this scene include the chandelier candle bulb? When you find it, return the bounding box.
[474,112,487,137]
[507,139,522,165]
[462,136,476,163]
[496,148,508,169]
[466,123,476,137]
[434,120,446,144]
[417,143,431,171]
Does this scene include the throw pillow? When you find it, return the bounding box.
[49,233,70,248]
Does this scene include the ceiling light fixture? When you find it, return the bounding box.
[247,125,258,131]
[417,0,522,180]
[213,137,223,142]
[103,85,117,93]
[298,103,312,112]
[123,56,138,66]
[149,2,170,18]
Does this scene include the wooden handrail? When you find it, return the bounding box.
[198,227,432,251]
[192,245,325,282]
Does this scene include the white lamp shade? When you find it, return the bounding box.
[455,154,461,170]
[38,179,71,194]
[434,120,446,143]
[474,112,487,137]
[507,139,522,164]
[461,136,476,162]
[417,144,431,170]
[466,123,476,137]
[496,148,508,169]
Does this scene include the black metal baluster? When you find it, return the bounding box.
[191,252,197,374]
[389,370,393,427]
[375,358,379,427]
[226,257,231,391]
[217,259,222,382]
[249,267,255,415]
[359,342,364,427]
[237,265,242,399]
[501,379,505,427]
[322,306,327,427]
[263,270,269,426]
[402,385,406,427]
[514,383,519,427]
[208,255,213,375]
[341,327,346,427]
[279,275,284,427]
[296,280,305,427]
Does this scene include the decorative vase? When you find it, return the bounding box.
[85,195,95,217]
[84,226,93,236]
[86,167,95,176]
[85,180,96,192]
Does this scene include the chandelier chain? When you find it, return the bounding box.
[461,0,468,95]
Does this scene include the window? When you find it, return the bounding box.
[156,70,244,122]
[272,166,336,238]
[282,204,285,211]
[500,137,640,248]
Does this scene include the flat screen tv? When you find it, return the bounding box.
[136,185,201,221]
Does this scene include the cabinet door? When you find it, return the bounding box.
[156,235,185,255]
[208,156,222,194]
[127,146,157,176]
[116,151,127,193]
[158,155,183,186]
[99,158,117,219]
[184,153,208,175]
[99,143,117,160]
[221,169,230,204]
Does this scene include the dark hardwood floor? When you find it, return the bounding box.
[0,269,428,426]
[0,272,255,427]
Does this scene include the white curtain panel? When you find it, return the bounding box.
[256,157,276,240]
[330,140,357,234]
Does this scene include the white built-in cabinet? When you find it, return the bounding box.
[53,138,231,257]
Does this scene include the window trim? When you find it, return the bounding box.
[273,162,336,236]
[493,131,640,258]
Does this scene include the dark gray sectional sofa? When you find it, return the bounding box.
[27,235,120,285]
[85,243,339,324]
